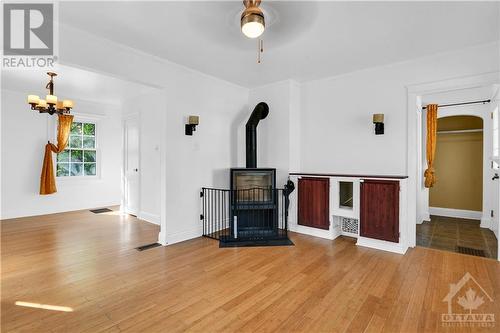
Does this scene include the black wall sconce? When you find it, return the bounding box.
[372,114,384,135]
[185,116,199,136]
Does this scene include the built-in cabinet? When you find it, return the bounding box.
[360,179,400,243]
[290,173,408,254]
[298,177,330,230]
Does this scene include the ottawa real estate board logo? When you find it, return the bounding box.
[2,2,56,69]
[442,272,495,328]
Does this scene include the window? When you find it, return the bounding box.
[493,107,499,170]
[56,121,97,177]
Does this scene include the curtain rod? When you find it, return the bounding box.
[422,99,491,110]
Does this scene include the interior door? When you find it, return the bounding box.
[124,116,140,215]
[360,179,399,242]
[298,177,330,230]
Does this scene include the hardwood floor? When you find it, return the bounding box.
[2,208,500,332]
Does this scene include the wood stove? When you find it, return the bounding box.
[201,102,293,246]
[230,168,277,239]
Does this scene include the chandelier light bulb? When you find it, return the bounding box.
[28,95,40,104]
[46,95,58,105]
[63,100,74,109]
[38,100,48,108]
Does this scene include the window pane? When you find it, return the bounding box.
[84,163,96,176]
[71,122,82,135]
[83,136,95,149]
[57,150,70,162]
[71,150,83,162]
[83,123,95,136]
[70,163,83,176]
[70,135,82,148]
[84,150,96,162]
[57,163,70,177]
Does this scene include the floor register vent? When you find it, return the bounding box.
[90,208,113,214]
[456,246,485,258]
[136,243,162,251]
[341,217,359,235]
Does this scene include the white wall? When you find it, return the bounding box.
[0,89,122,219]
[300,43,499,176]
[123,91,164,225]
[243,80,301,187]
[164,80,248,244]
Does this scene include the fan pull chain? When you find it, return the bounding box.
[257,39,264,64]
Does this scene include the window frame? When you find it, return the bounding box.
[55,116,101,181]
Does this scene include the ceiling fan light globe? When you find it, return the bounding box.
[240,7,266,38]
[242,20,265,38]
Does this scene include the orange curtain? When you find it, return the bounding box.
[424,104,438,188]
[40,114,74,195]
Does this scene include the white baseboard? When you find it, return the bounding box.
[417,211,431,224]
[137,211,160,225]
[480,217,492,229]
[356,236,407,255]
[429,207,482,220]
[0,202,121,220]
[166,227,202,246]
[289,223,340,240]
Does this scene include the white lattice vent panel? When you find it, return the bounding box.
[341,217,359,236]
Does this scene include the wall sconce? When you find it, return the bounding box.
[372,114,384,135]
[185,116,199,136]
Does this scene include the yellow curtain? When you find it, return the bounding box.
[424,104,438,188]
[40,114,74,195]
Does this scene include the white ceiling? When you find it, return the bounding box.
[1,65,157,105]
[60,1,500,88]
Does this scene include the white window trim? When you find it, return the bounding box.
[54,114,102,181]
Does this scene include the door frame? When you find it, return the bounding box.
[407,72,500,260]
[122,112,141,216]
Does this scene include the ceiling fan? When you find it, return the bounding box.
[240,0,265,63]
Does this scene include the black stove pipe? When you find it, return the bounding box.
[246,102,269,168]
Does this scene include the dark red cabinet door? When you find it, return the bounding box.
[298,177,329,230]
[360,180,399,243]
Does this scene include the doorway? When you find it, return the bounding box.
[416,115,497,258]
[123,114,140,216]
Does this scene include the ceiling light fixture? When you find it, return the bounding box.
[27,72,74,115]
[241,0,265,39]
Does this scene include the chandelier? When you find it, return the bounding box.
[27,72,74,115]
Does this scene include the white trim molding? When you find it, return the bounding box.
[429,207,483,220]
[166,227,202,246]
[356,237,408,255]
[480,217,492,229]
[289,223,341,241]
[138,211,160,225]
